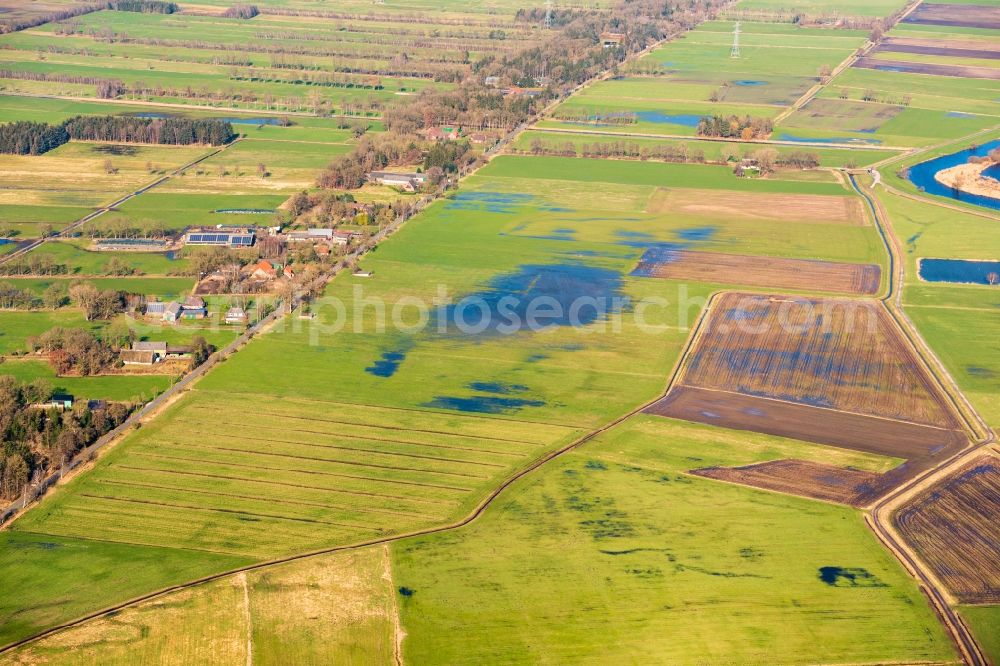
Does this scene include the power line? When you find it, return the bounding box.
[544,0,553,29]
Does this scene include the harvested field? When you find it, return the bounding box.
[902,3,1000,30]
[680,293,958,426]
[632,249,881,295]
[855,57,1000,81]
[895,455,1000,603]
[645,188,868,225]
[645,293,969,499]
[691,458,881,506]
[876,39,1000,61]
[647,386,964,461]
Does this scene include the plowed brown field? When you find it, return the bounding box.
[895,455,1000,603]
[633,251,881,295]
[691,458,881,506]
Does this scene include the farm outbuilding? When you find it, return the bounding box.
[369,171,427,191]
[145,301,166,317]
[600,32,624,48]
[162,301,182,323]
[121,349,158,366]
[180,296,208,319]
[185,228,255,248]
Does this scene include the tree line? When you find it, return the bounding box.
[63,115,235,146]
[0,121,69,156]
[0,115,234,155]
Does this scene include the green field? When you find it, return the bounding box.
[514,129,900,167]
[0,141,209,236]
[393,416,954,664]
[0,310,104,354]
[0,151,895,646]
[872,186,1000,424]
[777,18,1000,148]
[0,359,173,401]
[11,240,190,276]
[724,0,909,17]
[961,605,1000,665]
[543,22,866,138]
[2,546,396,665]
[1,0,997,660]
[2,276,195,300]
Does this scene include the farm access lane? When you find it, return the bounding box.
[851,172,994,666]
[0,137,244,266]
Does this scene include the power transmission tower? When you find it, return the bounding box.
[544,0,553,29]
[730,21,741,58]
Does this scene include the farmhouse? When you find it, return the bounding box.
[121,349,157,365]
[369,171,427,191]
[225,306,248,324]
[31,393,74,410]
[184,227,256,248]
[249,260,279,280]
[162,301,182,323]
[129,341,168,364]
[181,296,208,319]
[483,75,501,87]
[734,158,761,178]
[600,32,624,48]
[330,230,359,246]
[161,298,206,322]
[421,126,461,141]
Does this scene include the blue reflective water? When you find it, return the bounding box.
[434,263,627,335]
[635,111,702,127]
[919,258,1000,285]
[733,80,767,86]
[907,139,1000,211]
[776,133,882,145]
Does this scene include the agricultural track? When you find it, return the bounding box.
[0,137,243,266]
[851,172,995,666]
